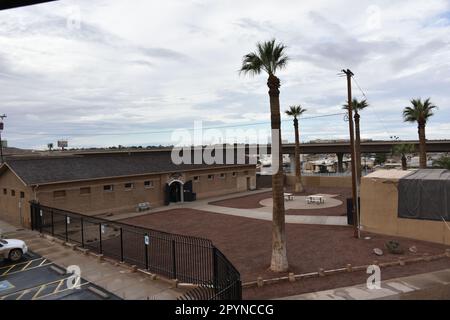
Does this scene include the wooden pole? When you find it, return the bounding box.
[343,69,359,238]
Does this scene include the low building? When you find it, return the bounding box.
[0,150,256,227]
[360,169,450,245]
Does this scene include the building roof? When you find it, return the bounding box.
[364,169,415,180]
[1,151,253,186]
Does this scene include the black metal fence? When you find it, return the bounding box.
[30,201,241,300]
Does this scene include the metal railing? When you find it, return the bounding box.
[30,201,241,300]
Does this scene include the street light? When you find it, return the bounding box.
[0,114,6,164]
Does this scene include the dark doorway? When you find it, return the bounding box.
[169,181,182,203]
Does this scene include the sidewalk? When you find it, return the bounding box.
[109,188,347,226]
[280,268,450,300]
[0,219,186,300]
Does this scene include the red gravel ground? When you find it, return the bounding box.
[121,208,450,299]
[209,187,352,216]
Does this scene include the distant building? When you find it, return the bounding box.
[0,150,256,227]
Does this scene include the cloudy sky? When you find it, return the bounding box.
[0,0,449,149]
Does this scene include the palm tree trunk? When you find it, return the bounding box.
[267,73,288,272]
[401,154,407,170]
[354,112,362,184]
[418,122,427,169]
[293,118,304,193]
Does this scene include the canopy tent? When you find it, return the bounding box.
[398,169,450,221]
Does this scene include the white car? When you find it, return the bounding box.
[0,239,28,262]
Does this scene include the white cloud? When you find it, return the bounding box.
[0,0,449,149]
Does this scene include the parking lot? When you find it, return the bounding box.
[0,251,121,300]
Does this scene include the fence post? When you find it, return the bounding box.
[213,247,219,295]
[30,203,35,230]
[39,207,42,234]
[51,210,54,236]
[144,234,149,270]
[81,218,84,247]
[65,214,68,242]
[120,228,124,262]
[99,223,103,254]
[172,239,177,280]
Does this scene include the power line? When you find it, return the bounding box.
[351,75,393,139]
[5,112,346,137]
[351,76,367,100]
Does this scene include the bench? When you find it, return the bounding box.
[136,202,151,212]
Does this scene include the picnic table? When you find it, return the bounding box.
[306,195,325,205]
[284,193,294,201]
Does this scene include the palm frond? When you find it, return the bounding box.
[403,98,437,124]
[240,39,288,76]
[285,105,307,117]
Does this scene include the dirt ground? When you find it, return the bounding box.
[121,208,450,299]
[209,187,352,216]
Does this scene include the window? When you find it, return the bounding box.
[3,188,6,195]
[193,176,200,182]
[219,173,226,179]
[124,183,134,190]
[20,192,25,199]
[103,185,114,192]
[208,174,214,181]
[80,187,91,195]
[232,172,237,178]
[53,190,66,198]
[11,190,15,197]
[144,181,154,189]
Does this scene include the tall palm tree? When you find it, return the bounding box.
[343,99,369,183]
[403,98,437,168]
[285,105,307,193]
[240,39,289,272]
[392,144,415,170]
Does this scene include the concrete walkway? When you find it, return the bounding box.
[109,188,348,226]
[0,219,185,300]
[280,268,450,300]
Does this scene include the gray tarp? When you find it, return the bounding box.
[398,169,450,221]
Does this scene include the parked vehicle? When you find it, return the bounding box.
[0,239,28,262]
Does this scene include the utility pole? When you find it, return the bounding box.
[342,69,359,239]
[0,114,6,164]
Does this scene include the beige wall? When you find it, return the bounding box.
[0,165,257,223]
[360,173,450,245]
[285,174,352,188]
[0,170,33,227]
[188,167,256,199]
[36,174,165,215]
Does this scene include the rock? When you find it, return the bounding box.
[364,236,372,240]
[373,248,384,256]
[385,240,404,254]
[409,246,418,253]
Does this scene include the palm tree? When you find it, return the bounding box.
[403,98,437,168]
[285,105,307,193]
[47,143,53,151]
[343,99,369,183]
[433,156,450,170]
[392,144,415,170]
[240,39,289,272]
